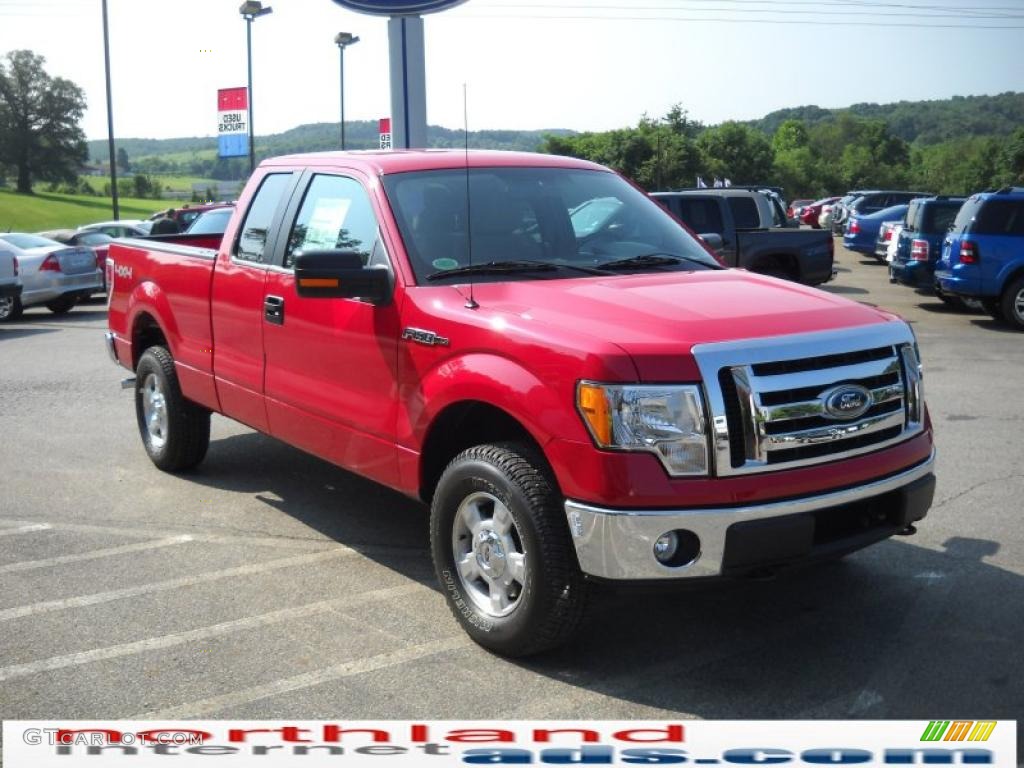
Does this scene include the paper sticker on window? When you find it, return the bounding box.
[300,197,353,251]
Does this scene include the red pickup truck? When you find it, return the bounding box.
[105,150,935,656]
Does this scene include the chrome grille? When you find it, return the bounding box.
[693,324,924,476]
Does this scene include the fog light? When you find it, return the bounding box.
[653,529,701,568]
[654,531,679,563]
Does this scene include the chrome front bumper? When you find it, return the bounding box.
[565,450,935,580]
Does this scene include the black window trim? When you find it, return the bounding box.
[230,170,302,268]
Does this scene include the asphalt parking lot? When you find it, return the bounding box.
[0,246,1021,747]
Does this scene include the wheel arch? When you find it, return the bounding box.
[418,400,553,504]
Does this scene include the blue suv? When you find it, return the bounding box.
[890,196,966,301]
[934,188,1024,330]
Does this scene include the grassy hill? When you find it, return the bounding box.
[751,91,1024,145]
[0,189,187,232]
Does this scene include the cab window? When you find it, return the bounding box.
[235,173,294,264]
[284,175,382,270]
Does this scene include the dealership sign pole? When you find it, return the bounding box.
[330,1,468,149]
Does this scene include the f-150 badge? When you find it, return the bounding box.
[402,327,450,347]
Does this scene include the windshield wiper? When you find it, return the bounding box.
[427,259,611,281]
[597,252,718,271]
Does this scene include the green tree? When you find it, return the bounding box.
[117,147,131,173]
[697,122,774,184]
[0,50,87,193]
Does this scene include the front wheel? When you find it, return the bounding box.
[430,442,588,657]
[998,277,1024,331]
[134,346,211,471]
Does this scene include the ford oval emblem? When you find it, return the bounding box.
[330,0,469,15]
[822,384,872,420]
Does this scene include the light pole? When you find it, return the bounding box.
[335,32,359,150]
[239,1,273,175]
[101,0,119,219]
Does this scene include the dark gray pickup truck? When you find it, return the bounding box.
[653,190,834,285]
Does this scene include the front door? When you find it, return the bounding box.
[261,172,404,487]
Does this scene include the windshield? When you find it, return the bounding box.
[0,233,63,249]
[77,232,112,245]
[382,167,720,284]
[187,209,233,234]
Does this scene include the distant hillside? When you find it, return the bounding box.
[86,121,573,165]
[751,91,1024,145]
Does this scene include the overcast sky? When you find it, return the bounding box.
[1,0,1022,142]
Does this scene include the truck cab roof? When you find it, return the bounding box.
[263,149,609,176]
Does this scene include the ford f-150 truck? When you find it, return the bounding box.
[106,150,936,657]
[651,190,835,285]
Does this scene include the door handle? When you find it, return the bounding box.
[264,295,284,325]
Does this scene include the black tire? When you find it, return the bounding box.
[998,277,1024,331]
[981,297,1005,322]
[45,295,77,314]
[430,442,588,657]
[935,288,966,311]
[0,296,23,322]
[134,346,210,472]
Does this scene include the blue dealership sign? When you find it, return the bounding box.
[330,0,468,15]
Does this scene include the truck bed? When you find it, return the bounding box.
[106,234,221,408]
[735,227,834,285]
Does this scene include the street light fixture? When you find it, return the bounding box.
[335,32,360,150]
[239,1,273,175]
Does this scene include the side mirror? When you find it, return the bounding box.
[293,250,390,304]
[698,233,725,252]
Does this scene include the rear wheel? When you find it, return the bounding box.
[999,277,1024,331]
[134,346,211,471]
[0,296,23,322]
[45,295,77,314]
[981,297,1005,322]
[430,442,588,657]
[934,286,966,311]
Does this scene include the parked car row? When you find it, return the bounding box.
[0,203,240,322]
[819,186,1024,330]
[0,233,104,321]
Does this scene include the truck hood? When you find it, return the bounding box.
[460,270,896,379]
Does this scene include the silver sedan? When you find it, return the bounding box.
[0,233,103,322]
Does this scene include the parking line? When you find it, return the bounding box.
[0,547,360,622]
[0,524,52,537]
[139,636,471,719]
[0,583,430,683]
[0,535,194,575]
[0,518,353,552]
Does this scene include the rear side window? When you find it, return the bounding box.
[951,199,983,234]
[921,204,961,235]
[727,197,760,229]
[284,175,381,269]
[674,197,725,234]
[905,201,921,231]
[973,200,1024,235]
[235,173,294,263]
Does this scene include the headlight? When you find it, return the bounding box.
[576,382,709,476]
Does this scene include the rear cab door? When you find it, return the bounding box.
[210,169,301,432]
